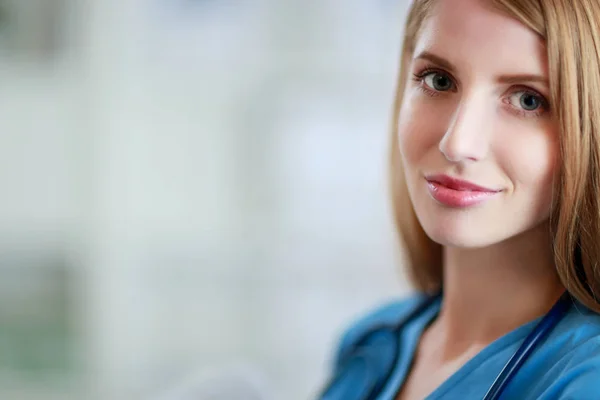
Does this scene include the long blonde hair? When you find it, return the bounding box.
[390,0,600,312]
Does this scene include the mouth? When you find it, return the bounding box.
[424,174,502,208]
[425,174,502,193]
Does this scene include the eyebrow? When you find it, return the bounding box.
[414,51,549,86]
[415,51,457,73]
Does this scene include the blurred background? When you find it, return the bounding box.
[0,0,413,399]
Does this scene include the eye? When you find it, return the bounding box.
[423,72,454,92]
[508,91,546,112]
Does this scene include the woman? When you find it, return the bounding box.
[318,0,600,399]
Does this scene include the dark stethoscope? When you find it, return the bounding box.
[318,290,573,400]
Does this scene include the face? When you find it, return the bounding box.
[397,0,559,248]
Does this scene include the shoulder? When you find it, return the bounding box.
[536,301,600,399]
[331,292,427,367]
[543,338,600,399]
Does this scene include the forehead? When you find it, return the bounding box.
[413,0,548,77]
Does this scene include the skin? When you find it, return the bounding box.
[395,0,566,398]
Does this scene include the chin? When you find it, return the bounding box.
[415,206,508,249]
[423,227,497,249]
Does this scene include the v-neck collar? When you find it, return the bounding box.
[377,297,544,400]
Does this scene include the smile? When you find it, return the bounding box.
[425,174,502,208]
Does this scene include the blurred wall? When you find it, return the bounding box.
[0,0,413,399]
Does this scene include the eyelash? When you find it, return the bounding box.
[411,66,551,119]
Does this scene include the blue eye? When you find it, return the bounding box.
[504,89,551,119]
[521,93,541,110]
[509,91,546,111]
[423,72,454,91]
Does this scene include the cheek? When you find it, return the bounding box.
[496,126,559,200]
[397,96,419,162]
[397,92,447,164]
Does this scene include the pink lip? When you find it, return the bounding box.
[425,174,502,208]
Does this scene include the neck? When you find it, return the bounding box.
[429,221,565,361]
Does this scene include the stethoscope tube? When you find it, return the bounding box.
[482,291,573,399]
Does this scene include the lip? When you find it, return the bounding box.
[425,174,502,208]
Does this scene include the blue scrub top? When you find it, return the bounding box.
[324,293,600,399]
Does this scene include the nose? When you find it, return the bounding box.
[439,94,491,163]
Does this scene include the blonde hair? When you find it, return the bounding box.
[390,0,600,312]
